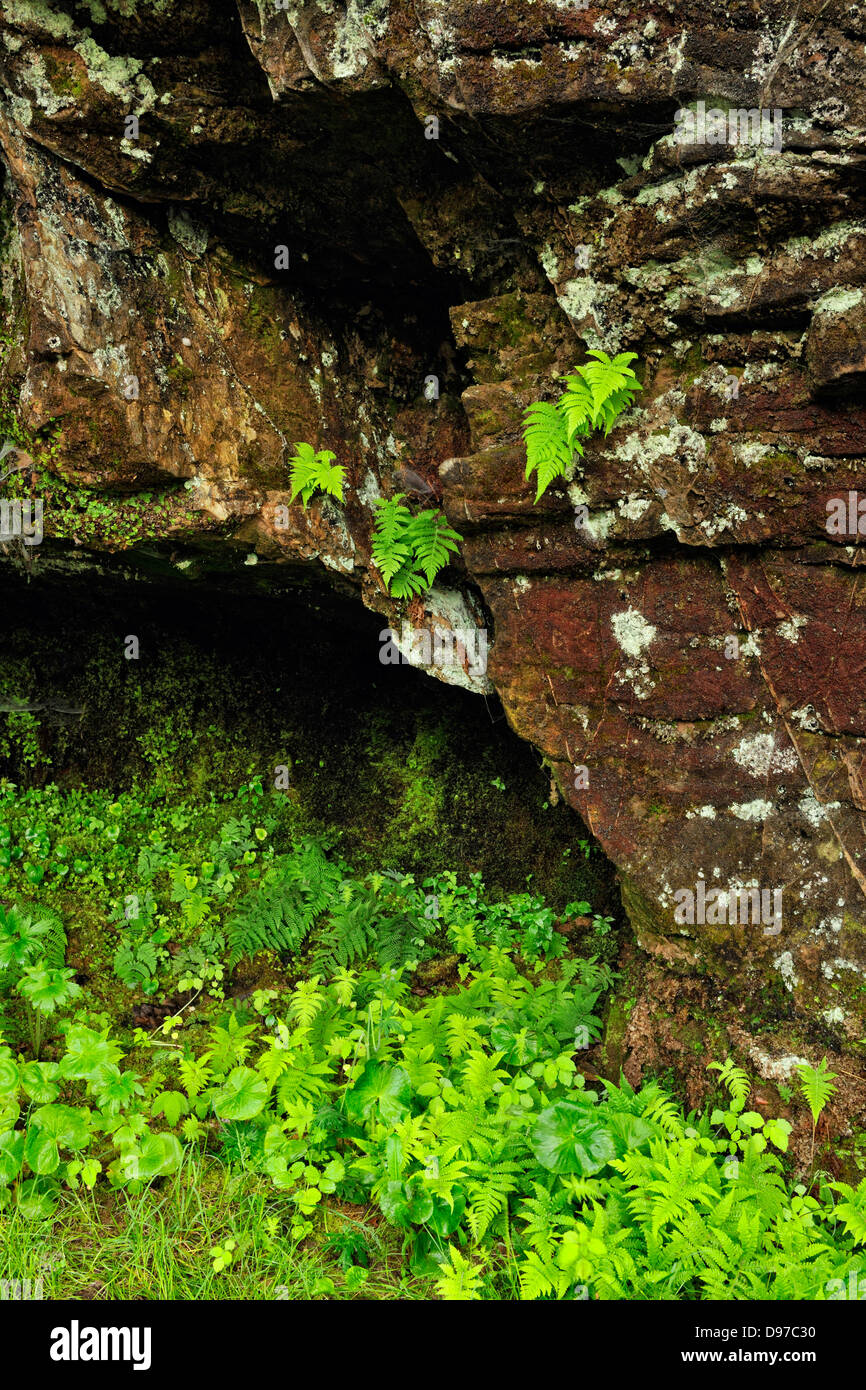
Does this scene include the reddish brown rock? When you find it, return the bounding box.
[2,0,866,1096]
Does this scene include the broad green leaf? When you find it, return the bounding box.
[427,1190,467,1238]
[211,1066,269,1121]
[0,1052,19,1098]
[24,1126,60,1175]
[604,1110,655,1155]
[15,1177,58,1220]
[94,1068,145,1115]
[378,1178,434,1227]
[0,913,49,970]
[763,1117,792,1152]
[738,1111,765,1130]
[531,1102,617,1175]
[0,1129,24,1184]
[20,1061,61,1103]
[117,1131,183,1183]
[59,1026,124,1082]
[30,1103,92,1149]
[151,1090,188,1128]
[344,1062,411,1124]
[17,965,81,1015]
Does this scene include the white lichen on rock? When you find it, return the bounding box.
[731,733,798,779]
[610,608,656,657]
[773,951,799,992]
[730,799,775,821]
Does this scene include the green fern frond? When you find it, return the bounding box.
[317,895,375,970]
[524,349,642,500]
[466,1181,511,1241]
[371,495,463,597]
[113,938,158,990]
[312,883,416,974]
[387,560,429,600]
[522,401,572,501]
[517,1250,570,1300]
[289,442,346,508]
[39,910,67,969]
[708,1058,752,1109]
[828,1184,866,1244]
[226,838,341,968]
[558,377,593,448]
[797,1059,837,1125]
[407,510,462,586]
[577,350,642,429]
[371,495,413,584]
[434,1246,485,1300]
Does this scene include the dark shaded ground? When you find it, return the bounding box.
[0,556,617,913]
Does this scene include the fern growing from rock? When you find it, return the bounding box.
[288,442,346,508]
[523,349,642,501]
[371,494,462,598]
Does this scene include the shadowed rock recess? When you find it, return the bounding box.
[2,0,866,1092]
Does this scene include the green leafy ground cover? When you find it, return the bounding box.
[0,782,864,1301]
[0,579,863,1300]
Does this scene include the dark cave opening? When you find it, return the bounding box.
[0,559,618,918]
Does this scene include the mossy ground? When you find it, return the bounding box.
[0,563,623,1298]
[0,565,618,1030]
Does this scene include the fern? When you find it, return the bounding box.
[406,508,462,586]
[521,402,573,502]
[465,1163,519,1240]
[434,1245,486,1300]
[178,1052,213,1099]
[39,910,67,969]
[388,562,429,601]
[523,350,642,500]
[313,887,378,972]
[370,495,413,584]
[797,1059,837,1125]
[517,1249,571,1300]
[376,910,428,970]
[371,494,462,597]
[226,838,342,968]
[708,1058,751,1112]
[829,1183,866,1245]
[113,938,159,991]
[288,442,346,508]
[311,880,429,975]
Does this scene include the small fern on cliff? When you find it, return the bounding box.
[523,350,642,501]
[371,494,462,598]
[288,442,346,508]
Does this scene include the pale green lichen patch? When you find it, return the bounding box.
[617,494,650,521]
[613,421,707,476]
[783,219,866,262]
[773,951,799,992]
[812,285,864,315]
[5,1,76,39]
[731,733,798,778]
[73,35,158,109]
[167,208,209,258]
[610,607,656,657]
[730,798,775,821]
[555,278,618,349]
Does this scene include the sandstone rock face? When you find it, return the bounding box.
[3,0,866,1078]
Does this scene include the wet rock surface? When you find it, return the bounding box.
[2,0,866,1081]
